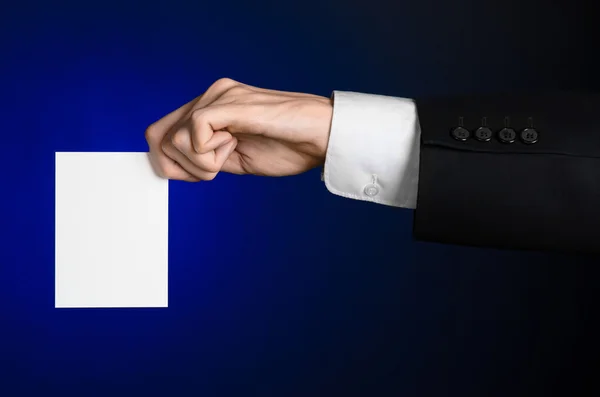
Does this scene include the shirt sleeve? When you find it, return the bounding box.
[322,90,421,209]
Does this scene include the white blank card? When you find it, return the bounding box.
[55,152,169,308]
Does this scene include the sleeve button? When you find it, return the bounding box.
[520,128,539,144]
[498,128,516,143]
[474,127,493,142]
[451,126,470,141]
[364,184,379,197]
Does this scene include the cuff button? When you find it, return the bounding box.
[520,128,539,144]
[475,127,493,142]
[364,184,379,197]
[451,126,470,141]
[498,128,516,143]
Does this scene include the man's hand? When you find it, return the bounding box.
[145,78,334,182]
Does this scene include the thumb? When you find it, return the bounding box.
[189,103,276,154]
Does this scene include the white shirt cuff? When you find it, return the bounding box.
[323,91,420,209]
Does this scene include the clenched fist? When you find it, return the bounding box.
[145,78,334,182]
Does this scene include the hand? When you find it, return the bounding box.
[145,78,334,182]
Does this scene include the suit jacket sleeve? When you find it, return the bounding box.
[413,92,600,254]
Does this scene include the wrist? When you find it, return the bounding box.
[313,96,334,162]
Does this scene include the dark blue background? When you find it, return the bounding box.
[1,0,598,395]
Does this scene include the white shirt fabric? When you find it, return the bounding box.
[323,91,421,209]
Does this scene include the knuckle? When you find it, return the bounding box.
[145,123,159,141]
[215,77,236,85]
[161,166,179,179]
[195,156,220,173]
[190,108,207,124]
[212,77,238,91]
[202,172,218,181]
[226,85,247,97]
[170,130,187,148]
[153,165,166,178]
[160,140,169,153]
[204,162,221,173]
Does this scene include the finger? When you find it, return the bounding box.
[144,78,242,179]
[170,125,232,172]
[145,97,198,179]
[221,150,246,175]
[165,124,237,179]
[161,135,213,181]
[214,137,238,166]
[189,104,268,153]
[149,122,198,181]
[175,123,234,155]
[164,132,238,180]
[146,97,197,136]
[150,148,200,182]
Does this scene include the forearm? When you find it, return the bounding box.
[323,91,420,209]
[324,90,600,254]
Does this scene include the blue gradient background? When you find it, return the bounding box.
[1,0,599,396]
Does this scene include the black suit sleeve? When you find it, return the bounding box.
[412,92,600,254]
